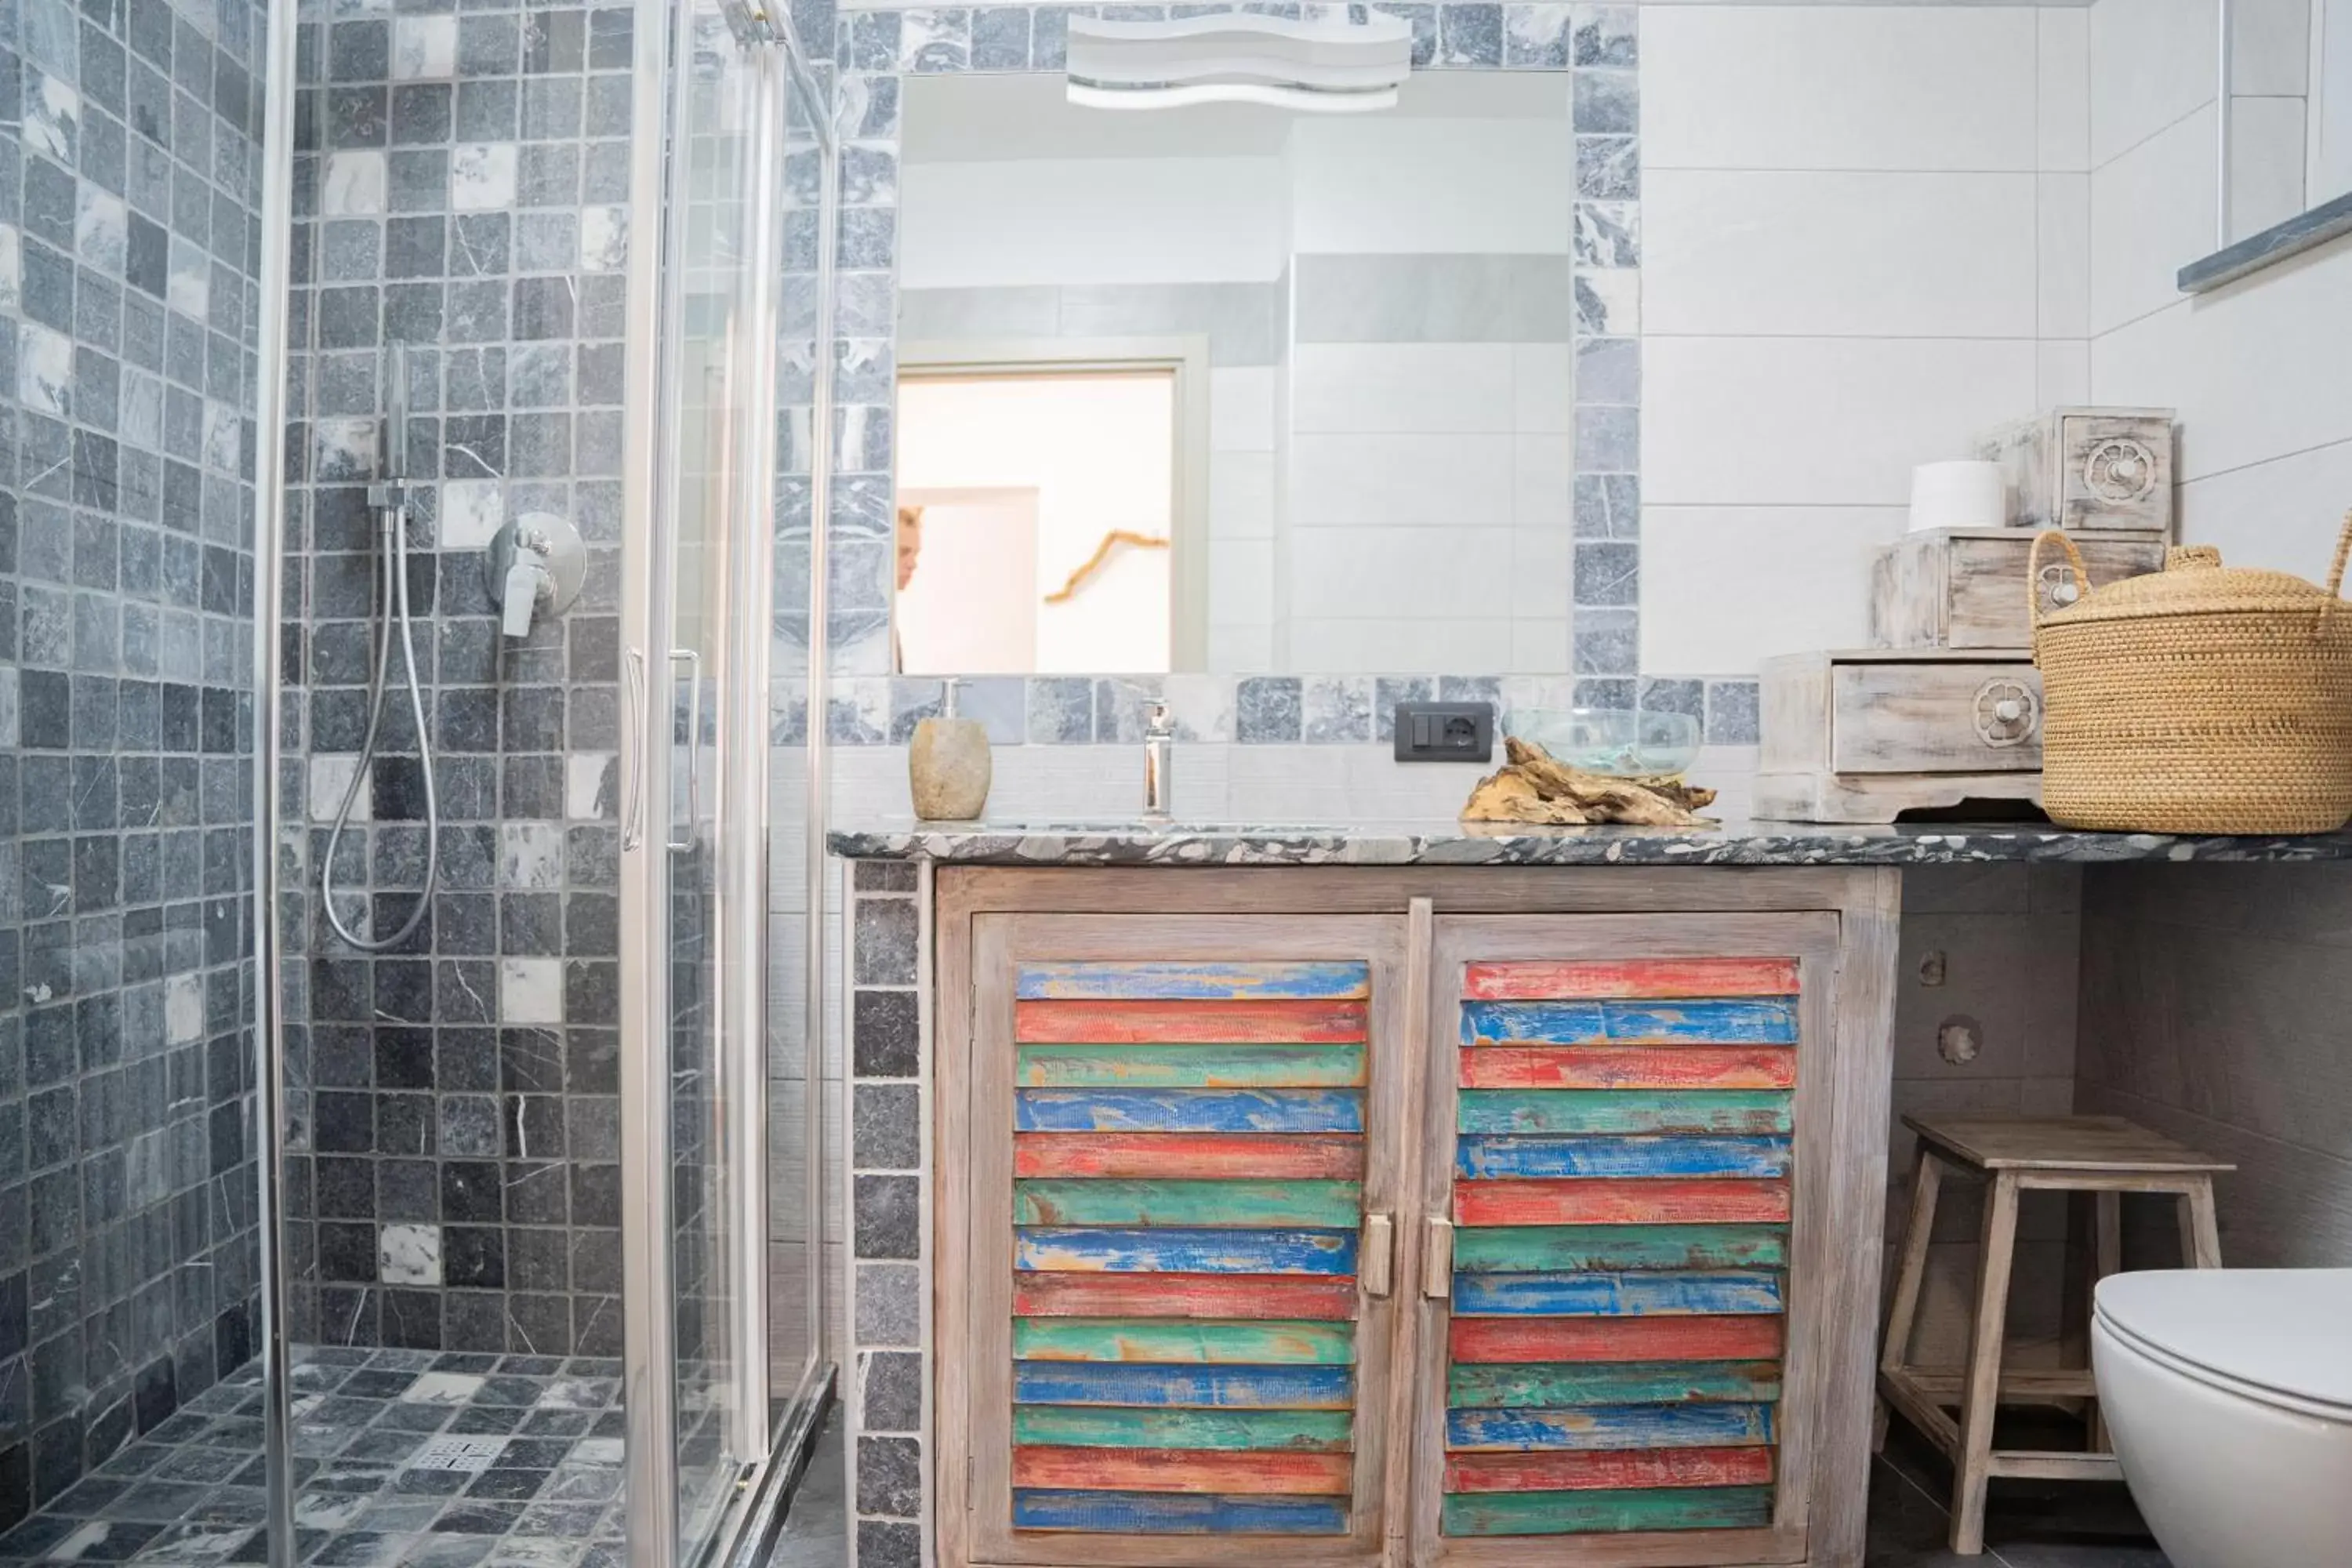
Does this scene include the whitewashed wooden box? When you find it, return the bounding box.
[1756,649,2044,823]
[1975,406,2176,533]
[1870,528,2167,650]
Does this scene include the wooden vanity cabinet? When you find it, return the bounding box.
[936,870,1896,1568]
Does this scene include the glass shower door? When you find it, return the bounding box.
[621,0,789,1563]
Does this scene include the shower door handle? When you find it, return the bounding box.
[621,647,648,851]
[669,648,704,852]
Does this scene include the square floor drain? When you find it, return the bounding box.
[408,1437,510,1473]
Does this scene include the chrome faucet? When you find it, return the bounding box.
[1142,702,1174,818]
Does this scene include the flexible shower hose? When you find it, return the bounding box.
[320,506,441,952]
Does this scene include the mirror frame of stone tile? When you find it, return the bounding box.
[792,2,1749,735]
[2180,0,2352,292]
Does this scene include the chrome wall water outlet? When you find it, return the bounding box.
[486,513,587,639]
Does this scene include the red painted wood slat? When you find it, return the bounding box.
[1013,1273,1360,1320]
[1015,999,1370,1045]
[1450,1315,1785,1365]
[1459,1046,1798,1091]
[1454,1178,1792,1227]
[1464,959,1799,1001]
[1014,1134,1367,1180]
[1443,1446,1776,1494]
[1012,1447,1356,1496]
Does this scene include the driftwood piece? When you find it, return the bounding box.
[1461,737,1719,826]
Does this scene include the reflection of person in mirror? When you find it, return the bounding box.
[893,504,924,671]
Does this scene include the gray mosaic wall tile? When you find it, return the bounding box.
[0,0,273,1524]
[847,873,924,1554]
[278,0,638,1359]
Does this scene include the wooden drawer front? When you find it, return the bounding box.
[1009,960,1377,1541]
[1874,532,2165,649]
[1828,662,2042,773]
[1443,956,1796,1542]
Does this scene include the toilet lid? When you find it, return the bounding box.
[2096,1269,2352,1414]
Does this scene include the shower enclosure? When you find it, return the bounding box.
[0,0,834,1560]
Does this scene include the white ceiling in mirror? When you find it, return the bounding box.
[1065,14,1414,114]
[901,70,1571,164]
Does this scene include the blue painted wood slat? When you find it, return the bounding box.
[1446,1402,1778,1452]
[1016,1226,1362,1276]
[1015,1089,1366,1134]
[1014,1490,1350,1534]
[1013,1362,1356,1410]
[1455,1134,1793,1181]
[1449,1270,1785,1318]
[1017,962,1371,1000]
[1462,1000,1799,1046]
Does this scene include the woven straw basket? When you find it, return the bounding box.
[2029,514,2352,833]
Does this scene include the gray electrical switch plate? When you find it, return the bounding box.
[1393,701,1494,762]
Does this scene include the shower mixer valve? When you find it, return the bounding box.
[485,514,589,640]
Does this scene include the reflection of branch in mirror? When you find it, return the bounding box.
[1045,531,1171,604]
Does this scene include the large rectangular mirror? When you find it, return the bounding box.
[891,71,1579,674]
[2183,0,2352,289]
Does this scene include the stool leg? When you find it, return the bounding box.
[1951,1171,2020,1556]
[1878,1147,1945,1454]
[2089,1191,2121,1452]
[2180,1180,2222,1269]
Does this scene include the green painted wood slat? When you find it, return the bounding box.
[1012,1179,1363,1229]
[1012,1405,1356,1452]
[1013,1319,1358,1365]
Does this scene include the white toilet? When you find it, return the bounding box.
[2091,1268,2352,1568]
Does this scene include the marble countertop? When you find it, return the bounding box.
[827,818,2352,867]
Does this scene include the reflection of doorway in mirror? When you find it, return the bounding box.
[895,370,1177,674]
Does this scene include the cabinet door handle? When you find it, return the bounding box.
[1422,1218,1454,1299]
[1362,1214,1393,1298]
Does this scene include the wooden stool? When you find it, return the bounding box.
[1877,1113,2233,1555]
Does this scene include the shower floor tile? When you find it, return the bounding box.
[0,1350,628,1568]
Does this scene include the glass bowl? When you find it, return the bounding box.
[1505,707,1702,779]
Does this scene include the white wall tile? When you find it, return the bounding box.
[1514,343,1576,434]
[1512,523,1575,618]
[2038,7,2092,172]
[1209,622,1274,673]
[2037,339,2092,405]
[1210,539,1275,626]
[1513,434,1575,531]
[2230,0,2312,93]
[1287,433,1515,524]
[2038,173,2092,337]
[1210,452,1275,539]
[1286,619,1516,672]
[1290,343,1515,434]
[1644,336,2039,506]
[1642,5,2038,172]
[2090,241,2352,482]
[2228,94,2309,241]
[1645,170,2038,338]
[2178,437,2352,583]
[1640,505,1907,675]
[899,157,1287,289]
[2088,102,2216,334]
[1289,526,1515,618]
[1209,368,1276,451]
[2088,0,2216,167]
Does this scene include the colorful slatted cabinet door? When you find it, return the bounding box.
[1444,955,1798,1540]
[1009,959,1375,1537]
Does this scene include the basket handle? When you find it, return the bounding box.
[2027,528,2089,632]
[2321,508,2352,636]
